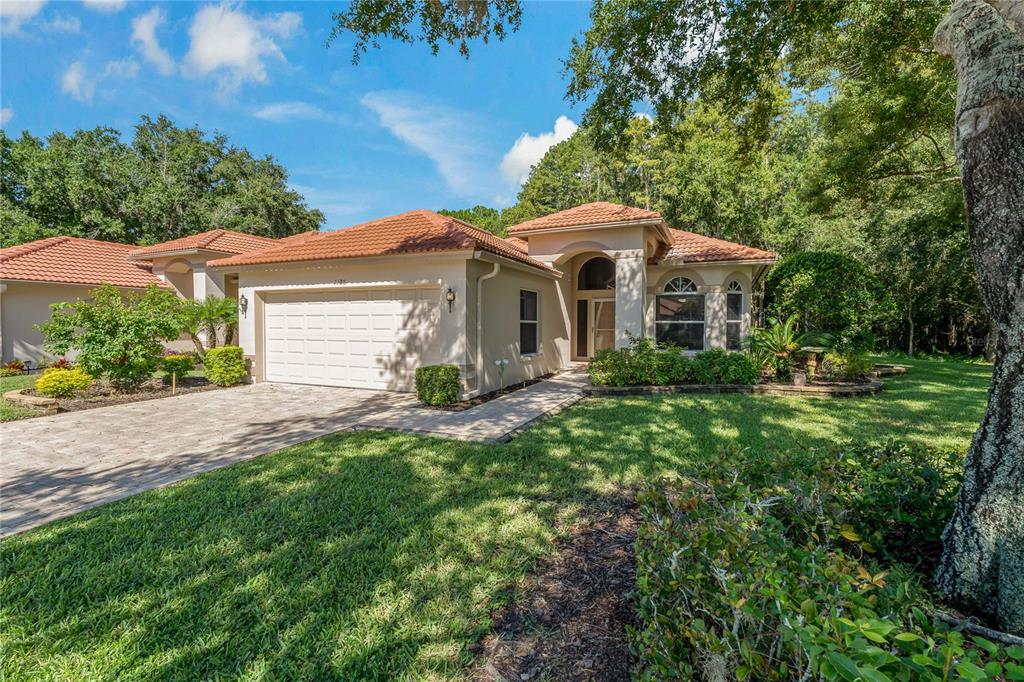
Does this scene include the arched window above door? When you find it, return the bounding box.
[577,256,616,290]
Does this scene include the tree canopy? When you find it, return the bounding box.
[1,114,324,248]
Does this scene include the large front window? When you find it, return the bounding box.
[656,277,705,351]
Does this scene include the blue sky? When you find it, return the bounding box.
[1,0,594,228]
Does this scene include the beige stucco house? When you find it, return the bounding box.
[210,202,776,397]
[2,202,775,395]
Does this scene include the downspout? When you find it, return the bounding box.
[466,259,500,399]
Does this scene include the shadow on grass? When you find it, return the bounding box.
[0,356,992,679]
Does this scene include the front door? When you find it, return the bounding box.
[593,299,616,354]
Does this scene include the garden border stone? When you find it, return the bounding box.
[871,364,908,377]
[583,378,883,398]
[3,389,58,414]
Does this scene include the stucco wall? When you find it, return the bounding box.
[0,281,155,363]
[470,260,570,395]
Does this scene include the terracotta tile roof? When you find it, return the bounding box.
[654,228,777,264]
[275,230,323,245]
[210,210,559,274]
[508,201,662,234]
[503,236,529,252]
[129,229,281,259]
[0,237,164,288]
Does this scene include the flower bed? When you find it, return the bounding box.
[585,377,883,398]
[9,375,224,416]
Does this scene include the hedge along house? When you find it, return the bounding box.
[210,202,776,398]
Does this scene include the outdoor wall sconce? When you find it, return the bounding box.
[239,294,249,317]
[446,287,456,312]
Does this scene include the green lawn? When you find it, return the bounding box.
[0,374,40,422]
[0,356,991,680]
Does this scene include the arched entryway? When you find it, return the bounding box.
[574,255,617,359]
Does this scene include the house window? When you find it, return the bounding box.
[520,289,539,355]
[656,277,705,351]
[726,281,744,350]
[577,256,616,290]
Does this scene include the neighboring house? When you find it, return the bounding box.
[210,202,776,397]
[0,229,317,363]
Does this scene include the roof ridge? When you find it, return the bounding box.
[0,236,71,263]
[197,229,226,248]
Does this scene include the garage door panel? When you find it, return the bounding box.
[264,287,441,390]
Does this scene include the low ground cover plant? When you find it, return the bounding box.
[589,336,759,387]
[415,364,461,405]
[34,366,93,398]
[204,346,246,386]
[630,442,1012,681]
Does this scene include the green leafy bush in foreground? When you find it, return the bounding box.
[160,354,195,382]
[415,364,461,405]
[589,336,758,387]
[631,442,1013,681]
[34,366,93,398]
[204,346,246,386]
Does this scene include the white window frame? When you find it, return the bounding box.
[655,277,706,352]
[726,280,744,350]
[519,288,541,357]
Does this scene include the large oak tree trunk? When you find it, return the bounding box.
[933,0,1024,634]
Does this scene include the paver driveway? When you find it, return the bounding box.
[0,369,589,538]
[0,383,418,537]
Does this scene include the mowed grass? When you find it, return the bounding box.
[0,356,991,680]
[0,374,39,422]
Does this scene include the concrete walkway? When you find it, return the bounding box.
[0,368,589,537]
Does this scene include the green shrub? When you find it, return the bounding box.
[820,350,874,380]
[765,251,889,350]
[691,348,760,384]
[34,367,93,398]
[589,338,758,387]
[633,442,999,682]
[204,346,246,386]
[415,364,461,406]
[38,284,182,391]
[160,354,195,381]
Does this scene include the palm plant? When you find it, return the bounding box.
[178,296,239,359]
[746,315,832,381]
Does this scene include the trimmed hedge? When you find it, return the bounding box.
[204,346,246,386]
[589,337,759,387]
[630,442,1012,681]
[160,354,194,381]
[415,364,461,406]
[35,367,93,398]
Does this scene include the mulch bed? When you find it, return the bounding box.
[471,492,640,681]
[25,376,222,413]
[426,374,554,412]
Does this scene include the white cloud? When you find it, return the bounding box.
[131,7,174,75]
[1,107,13,126]
[361,91,485,195]
[184,5,302,92]
[499,116,578,187]
[253,101,332,122]
[82,0,125,13]
[60,58,139,103]
[1,0,46,34]
[39,13,80,32]
[61,61,90,101]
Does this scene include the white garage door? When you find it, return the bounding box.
[263,288,441,390]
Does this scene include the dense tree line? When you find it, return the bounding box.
[1,114,324,248]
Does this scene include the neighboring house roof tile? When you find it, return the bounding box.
[0,237,164,288]
[654,227,777,264]
[503,236,529,252]
[507,201,662,234]
[210,210,558,273]
[129,229,281,259]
